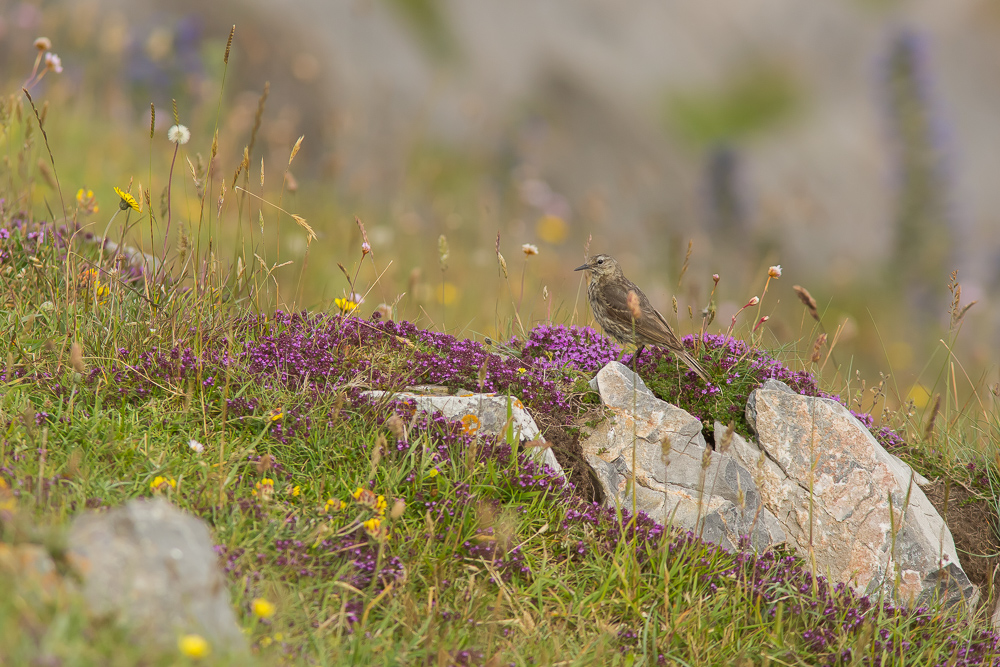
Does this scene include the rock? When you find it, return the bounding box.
[580,362,785,552]
[66,498,246,654]
[364,389,564,477]
[735,379,976,609]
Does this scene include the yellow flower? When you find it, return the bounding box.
[324,498,344,512]
[114,186,141,212]
[352,487,364,501]
[267,408,283,422]
[290,485,301,497]
[363,517,381,536]
[252,598,276,619]
[178,634,211,659]
[334,297,359,314]
[75,188,99,214]
[536,214,569,244]
[259,636,273,648]
[516,367,527,375]
[435,282,459,305]
[150,476,176,492]
[78,268,110,300]
[375,494,387,516]
[253,478,275,501]
[426,468,439,479]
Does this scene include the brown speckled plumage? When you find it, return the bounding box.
[575,254,709,382]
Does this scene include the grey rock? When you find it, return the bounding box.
[735,380,976,610]
[581,362,785,552]
[67,498,246,654]
[364,389,564,477]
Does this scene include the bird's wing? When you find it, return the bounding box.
[600,278,645,323]
[644,306,684,347]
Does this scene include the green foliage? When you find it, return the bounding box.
[664,63,799,146]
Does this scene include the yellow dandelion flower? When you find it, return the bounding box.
[113,186,141,212]
[150,476,176,492]
[334,297,359,314]
[178,634,211,659]
[252,598,276,619]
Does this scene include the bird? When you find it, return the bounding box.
[575,254,710,382]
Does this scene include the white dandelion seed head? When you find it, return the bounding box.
[168,124,191,145]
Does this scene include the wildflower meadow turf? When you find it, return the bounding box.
[1,214,999,665]
[2,30,1000,667]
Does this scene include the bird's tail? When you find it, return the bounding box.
[676,348,711,383]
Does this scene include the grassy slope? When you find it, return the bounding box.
[0,221,998,667]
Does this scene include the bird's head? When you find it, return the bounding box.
[574,254,620,277]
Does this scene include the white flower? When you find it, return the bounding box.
[34,37,52,51]
[168,124,191,145]
[768,265,782,279]
[188,439,204,453]
[44,53,62,73]
[521,243,539,257]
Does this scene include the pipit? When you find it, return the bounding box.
[575,254,709,382]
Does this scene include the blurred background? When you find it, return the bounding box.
[2,0,999,412]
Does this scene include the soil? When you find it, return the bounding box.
[923,480,1000,610]
[535,413,605,505]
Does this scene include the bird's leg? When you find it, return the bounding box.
[629,345,645,371]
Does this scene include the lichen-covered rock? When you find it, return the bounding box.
[734,379,976,609]
[580,362,785,553]
[364,388,564,477]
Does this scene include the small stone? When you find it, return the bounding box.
[67,498,247,654]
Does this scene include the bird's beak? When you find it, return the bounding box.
[574,263,590,272]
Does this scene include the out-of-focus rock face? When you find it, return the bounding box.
[22,1,1000,289]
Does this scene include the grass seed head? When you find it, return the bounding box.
[69,342,85,373]
[256,454,275,475]
[793,285,819,321]
[386,415,405,440]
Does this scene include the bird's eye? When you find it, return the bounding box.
[597,259,604,264]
